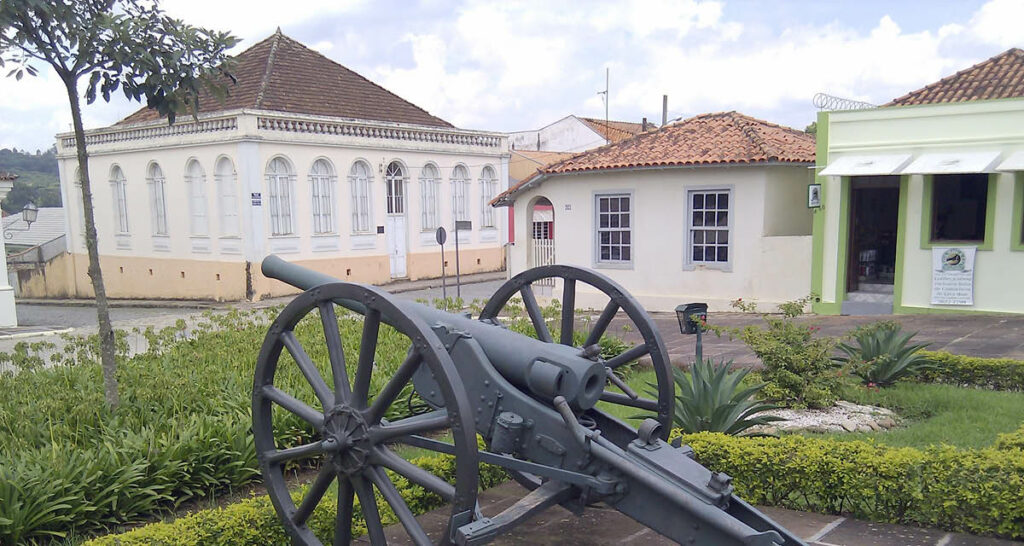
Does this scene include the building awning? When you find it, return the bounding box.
[532,209,553,222]
[995,151,1024,171]
[819,154,912,176]
[901,151,1002,174]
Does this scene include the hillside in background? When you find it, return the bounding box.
[0,147,62,214]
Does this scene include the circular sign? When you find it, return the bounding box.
[435,226,447,245]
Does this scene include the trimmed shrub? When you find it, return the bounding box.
[996,424,1024,451]
[84,454,507,546]
[673,431,1024,539]
[915,351,1024,391]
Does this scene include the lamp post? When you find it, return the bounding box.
[4,201,39,239]
[674,302,708,363]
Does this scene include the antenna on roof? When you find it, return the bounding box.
[597,68,609,144]
[812,92,876,111]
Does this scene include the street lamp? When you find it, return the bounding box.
[4,201,38,239]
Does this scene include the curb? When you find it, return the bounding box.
[0,326,74,341]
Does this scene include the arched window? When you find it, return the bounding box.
[479,165,498,228]
[147,163,168,236]
[309,159,336,234]
[266,157,295,236]
[215,157,239,237]
[349,160,373,233]
[186,159,208,236]
[110,165,129,234]
[385,161,405,215]
[420,163,441,230]
[451,164,470,223]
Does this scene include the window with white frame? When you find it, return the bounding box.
[688,189,731,265]
[385,162,406,215]
[186,159,208,236]
[595,193,631,263]
[420,163,441,230]
[146,163,168,236]
[266,157,295,236]
[532,221,552,239]
[216,157,240,237]
[309,159,336,234]
[451,164,470,223]
[110,165,129,234]
[349,160,373,233]
[479,165,498,228]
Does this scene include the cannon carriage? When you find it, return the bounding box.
[254,256,805,545]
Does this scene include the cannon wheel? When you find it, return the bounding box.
[478,265,674,487]
[253,282,479,546]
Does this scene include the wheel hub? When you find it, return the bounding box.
[323,405,371,475]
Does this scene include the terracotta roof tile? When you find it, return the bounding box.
[0,172,18,181]
[578,117,650,143]
[493,111,814,205]
[887,48,1024,106]
[117,30,452,128]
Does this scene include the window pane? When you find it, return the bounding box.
[600,198,609,212]
[717,211,728,226]
[621,247,630,261]
[609,215,619,228]
[932,174,988,242]
[693,194,703,209]
[622,232,630,244]
[718,193,729,208]
[717,247,729,262]
[705,194,716,208]
[693,230,704,244]
[693,246,702,261]
[600,232,610,244]
[610,247,620,260]
[601,248,610,260]
[705,212,716,226]
[621,215,629,228]
[600,214,609,228]
[693,212,703,227]
[719,230,728,244]
[619,197,630,212]
[705,247,716,261]
[609,199,619,212]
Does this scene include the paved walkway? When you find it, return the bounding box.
[365,482,1019,545]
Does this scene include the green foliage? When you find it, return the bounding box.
[674,431,1024,539]
[729,297,759,313]
[995,424,1024,451]
[669,359,783,436]
[776,293,815,319]
[834,324,933,387]
[915,351,1024,391]
[737,317,838,408]
[84,453,507,546]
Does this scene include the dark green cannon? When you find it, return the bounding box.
[254,256,805,546]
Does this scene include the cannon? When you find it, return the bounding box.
[254,256,806,546]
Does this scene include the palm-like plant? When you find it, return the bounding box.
[670,358,784,436]
[834,325,933,387]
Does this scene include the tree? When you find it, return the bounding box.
[804,121,817,135]
[1,0,238,408]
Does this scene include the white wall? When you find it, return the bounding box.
[507,165,813,312]
[510,116,606,153]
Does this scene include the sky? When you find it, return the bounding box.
[1,0,1023,152]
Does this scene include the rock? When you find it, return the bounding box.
[857,424,873,433]
[804,426,827,434]
[841,420,857,432]
[878,417,897,429]
[867,421,882,431]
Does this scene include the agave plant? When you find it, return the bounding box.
[834,325,933,387]
[670,358,784,436]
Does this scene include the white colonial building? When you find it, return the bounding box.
[494,111,816,312]
[47,31,508,301]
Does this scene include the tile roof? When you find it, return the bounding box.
[578,117,651,143]
[493,111,814,206]
[117,29,453,128]
[509,150,576,183]
[887,48,1024,106]
[0,172,17,181]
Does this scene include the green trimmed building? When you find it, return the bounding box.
[813,48,1024,315]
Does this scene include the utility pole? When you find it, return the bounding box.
[597,68,609,144]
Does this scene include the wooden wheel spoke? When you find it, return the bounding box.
[584,299,620,347]
[370,410,449,443]
[319,302,352,403]
[605,343,650,370]
[600,391,660,412]
[293,465,335,526]
[520,284,553,343]
[281,331,335,409]
[352,475,386,544]
[365,350,422,425]
[264,440,325,465]
[352,309,381,408]
[260,385,323,428]
[366,467,432,546]
[559,279,576,346]
[370,446,455,501]
[334,478,353,546]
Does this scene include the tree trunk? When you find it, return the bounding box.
[64,76,119,409]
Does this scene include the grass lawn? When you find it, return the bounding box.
[600,368,1024,450]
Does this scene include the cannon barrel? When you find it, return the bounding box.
[261,255,607,410]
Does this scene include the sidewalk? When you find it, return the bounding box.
[362,482,1019,545]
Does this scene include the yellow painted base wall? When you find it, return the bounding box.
[50,247,506,301]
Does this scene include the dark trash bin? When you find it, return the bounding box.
[675,303,708,334]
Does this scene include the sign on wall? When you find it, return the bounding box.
[931,246,976,306]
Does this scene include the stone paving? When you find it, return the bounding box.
[363,482,1020,545]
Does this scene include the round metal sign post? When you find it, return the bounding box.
[436,227,448,300]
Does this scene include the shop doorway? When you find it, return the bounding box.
[846,176,899,297]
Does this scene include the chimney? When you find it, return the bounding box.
[662,95,668,126]
[642,117,648,131]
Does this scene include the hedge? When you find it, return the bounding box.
[676,431,1024,539]
[916,351,1024,391]
[84,453,506,546]
[996,424,1024,451]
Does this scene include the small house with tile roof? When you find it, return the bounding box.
[814,48,1024,315]
[47,30,508,301]
[494,111,816,312]
[510,115,654,153]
